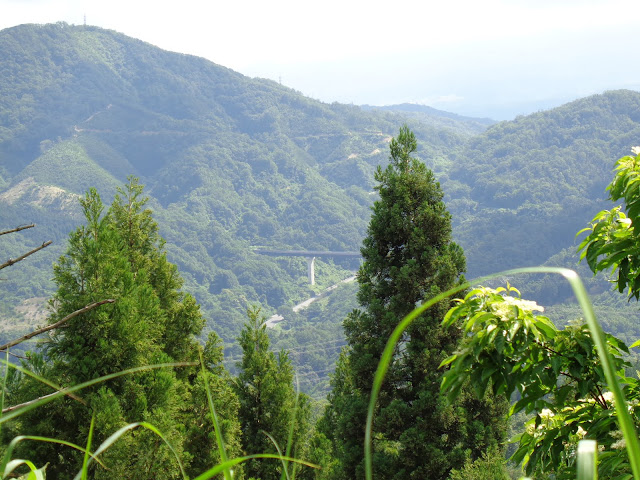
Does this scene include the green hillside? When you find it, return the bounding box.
[2,23,640,399]
[449,90,640,280]
[0,23,471,338]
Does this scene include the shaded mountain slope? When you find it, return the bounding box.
[449,89,640,280]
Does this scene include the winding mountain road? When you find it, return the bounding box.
[266,275,356,328]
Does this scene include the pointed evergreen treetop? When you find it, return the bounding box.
[323,126,505,480]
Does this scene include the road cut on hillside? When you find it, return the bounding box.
[266,275,356,328]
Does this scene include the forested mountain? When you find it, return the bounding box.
[0,23,469,336]
[2,22,640,399]
[449,90,640,280]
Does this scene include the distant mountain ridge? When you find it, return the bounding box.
[2,23,640,396]
[361,103,497,127]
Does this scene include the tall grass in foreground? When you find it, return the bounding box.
[365,267,640,480]
[0,358,314,479]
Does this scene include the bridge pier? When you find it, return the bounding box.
[254,249,361,286]
[306,257,316,285]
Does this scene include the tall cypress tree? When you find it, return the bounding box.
[234,307,312,480]
[4,178,243,479]
[322,126,505,479]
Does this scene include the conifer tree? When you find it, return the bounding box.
[234,306,312,480]
[4,178,242,479]
[321,126,506,479]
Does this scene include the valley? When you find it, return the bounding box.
[1,23,640,404]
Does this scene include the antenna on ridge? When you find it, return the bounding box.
[84,14,86,26]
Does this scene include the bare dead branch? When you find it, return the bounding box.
[0,300,116,412]
[5,351,27,360]
[0,224,35,236]
[0,299,115,352]
[0,240,53,271]
[3,391,58,413]
[2,389,86,413]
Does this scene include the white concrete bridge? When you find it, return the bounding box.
[254,249,361,285]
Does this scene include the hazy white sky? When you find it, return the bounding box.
[2,0,639,119]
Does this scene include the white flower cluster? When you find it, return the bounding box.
[525,408,557,437]
[611,430,626,450]
[602,391,614,404]
[539,408,554,419]
[491,294,544,318]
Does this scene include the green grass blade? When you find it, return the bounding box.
[198,350,232,480]
[577,439,598,480]
[72,421,187,480]
[80,414,95,480]
[264,430,290,480]
[1,434,107,475]
[0,361,195,425]
[561,268,640,479]
[1,348,9,428]
[0,362,193,478]
[0,357,86,410]
[363,266,640,480]
[281,375,301,480]
[0,347,11,462]
[191,453,318,480]
[4,458,43,479]
[364,278,472,480]
[16,465,46,480]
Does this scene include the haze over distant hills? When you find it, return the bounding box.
[2,22,640,397]
[361,103,495,135]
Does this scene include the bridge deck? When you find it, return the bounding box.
[255,250,361,257]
